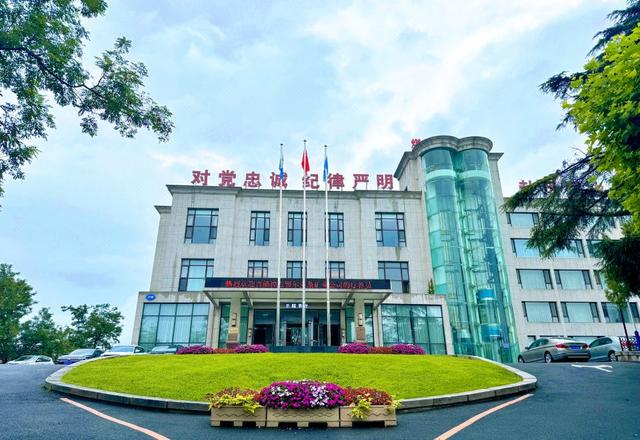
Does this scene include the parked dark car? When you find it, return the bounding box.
[518,338,590,363]
[149,345,184,354]
[56,348,103,365]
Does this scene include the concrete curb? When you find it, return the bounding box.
[44,355,536,414]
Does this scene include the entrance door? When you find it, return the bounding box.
[253,309,275,345]
[286,325,302,345]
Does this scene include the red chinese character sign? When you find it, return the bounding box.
[327,173,345,190]
[191,169,210,186]
[303,173,320,190]
[219,170,236,187]
[376,174,393,190]
[270,172,288,188]
[352,173,369,189]
[243,171,261,188]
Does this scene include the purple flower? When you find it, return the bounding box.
[338,343,370,354]
[391,344,426,354]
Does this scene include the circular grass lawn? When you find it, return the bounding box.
[62,354,520,402]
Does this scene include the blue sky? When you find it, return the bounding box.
[0,0,622,341]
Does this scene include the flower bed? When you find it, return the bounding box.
[206,381,399,428]
[177,344,269,355]
[338,342,425,355]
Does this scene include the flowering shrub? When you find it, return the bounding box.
[391,344,426,354]
[338,343,370,354]
[235,344,269,353]
[176,345,215,355]
[258,380,347,409]
[204,387,261,414]
[343,387,401,420]
[213,347,236,354]
[369,346,394,354]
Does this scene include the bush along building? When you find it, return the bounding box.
[132,135,633,363]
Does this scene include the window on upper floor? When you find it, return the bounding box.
[630,303,640,323]
[553,240,585,258]
[561,302,600,323]
[179,259,214,291]
[516,269,553,289]
[184,209,218,244]
[594,270,608,290]
[601,302,632,323]
[554,270,592,290]
[511,238,541,257]
[247,260,268,278]
[587,239,602,258]
[507,212,539,228]
[249,211,270,246]
[375,213,406,247]
[522,301,559,323]
[326,261,345,279]
[327,213,344,248]
[286,261,306,279]
[287,212,305,247]
[378,261,409,293]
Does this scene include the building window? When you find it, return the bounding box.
[327,213,344,247]
[381,305,446,354]
[247,260,268,278]
[594,270,608,290]
[138,303,209,350]
[179,259,214,291]
[511,238,541,257]
[554,270,592,290]
[522,302,559,323]
[630,303,640,323]
[287,212,305,247]
[587,239,602,258]
[561,302,600,323]
[286,261,305,279]
[602,302,632,323]
[507,212,539,227]
[184,209,218,244]
[249,211,270,246]
[554,240,585,258]
[516,269,552,289]
[327,261,345,279]
[218,303,249,347]
[375,213,406,247]
[378,261,409,293]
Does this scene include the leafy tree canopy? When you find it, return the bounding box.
[62,303,123,349]
[0,0,173,197]
[0,263,36,362]
[18,307,72,359]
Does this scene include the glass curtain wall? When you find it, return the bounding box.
[422,147,519,362]
[139,303,209,350]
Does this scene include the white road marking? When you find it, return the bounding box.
[571,364,613,372]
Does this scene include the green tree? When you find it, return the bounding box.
[505,3,640,301]
[18,307,72,359]
[0,264,36,362]
[62,303,123,349]
[0,0,173,197]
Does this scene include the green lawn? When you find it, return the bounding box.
[62,354,520,401]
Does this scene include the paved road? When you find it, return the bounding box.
[1,362,639,439]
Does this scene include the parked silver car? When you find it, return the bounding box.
[518,338,590,363]
[588,336,622,362]
[8,355,54,365]
[101,345,146,357]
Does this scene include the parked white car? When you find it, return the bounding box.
[100,345,146,357]
[588,336,622,362]
[8,355,54,365]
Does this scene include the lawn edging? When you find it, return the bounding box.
[44,355,536,414]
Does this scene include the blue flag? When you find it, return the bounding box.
[279,147,284,181]
[323,152,329,182]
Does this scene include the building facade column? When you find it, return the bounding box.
[354,297,366,343]
[226,296,242,347]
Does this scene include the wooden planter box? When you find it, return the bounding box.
[340,405,397,427]
[266,407,340,428]
[210,406,267,427]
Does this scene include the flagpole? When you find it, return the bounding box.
[302,140,307,347]
[324,145,331,346]
[276,143,284,346]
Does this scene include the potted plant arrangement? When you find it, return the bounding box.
[205,387,266,427]
[258,380,346,427]
[340,387,400,427]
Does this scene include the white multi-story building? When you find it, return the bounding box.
[131,135,640,362]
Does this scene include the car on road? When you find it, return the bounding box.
[518,338,590,363]
[100,345,146,357]
[8,355,54,365]
[588,336,622,362]
[149,344,184,354]
[56,348,104,365]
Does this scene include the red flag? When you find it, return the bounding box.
[301,147,310,174]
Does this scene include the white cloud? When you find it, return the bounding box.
[306,0,588,170]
